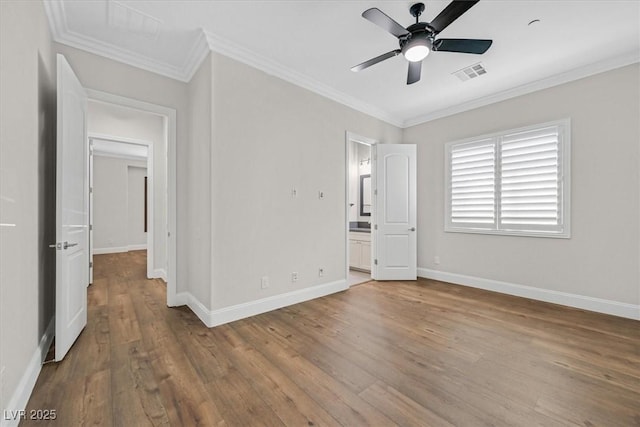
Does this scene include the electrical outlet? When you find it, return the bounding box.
[434,256,441,265]
[291,187,297,198]
[261,276,269,289]
[291,272,298,282]
[318,191,324,199]
[318,268,324,277]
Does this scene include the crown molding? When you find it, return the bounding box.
[402,50,640,128]
[182,29,211,82]
[43,0,202,82]
[202,30,405,128]
[44,1,639,129]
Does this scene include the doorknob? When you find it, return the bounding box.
[49,242,77,250]
[409,227,416,231]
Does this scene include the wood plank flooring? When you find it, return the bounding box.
[24,251,640,426]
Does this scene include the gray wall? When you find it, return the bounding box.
[0,0,56,414]
[186,53,213,306]
[207,52,401,310]
[404,63,640,305]
[127,166,148,248]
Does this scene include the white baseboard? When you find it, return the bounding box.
[182,280,348,328]
[93,245,147,255]
[417,268,640,320]
[93,246,128,255]
[173,292,190,307]
[150,268,167,282]
[1,317,55,427]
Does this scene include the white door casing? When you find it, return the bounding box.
[55,54,89,361]
[373,144,417,281]
[89,140,94,284]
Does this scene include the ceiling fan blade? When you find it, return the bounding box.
[351,49,401,72]
[433,38,492,54]
[430,0,480,34]
[362,8,410,38]
[407,61,422,85]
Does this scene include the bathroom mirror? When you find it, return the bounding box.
[360,174,371,216]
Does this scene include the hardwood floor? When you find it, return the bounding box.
[24,251,640,426]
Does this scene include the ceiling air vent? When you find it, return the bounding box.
[108,0,162,40]
[453,62,487,82]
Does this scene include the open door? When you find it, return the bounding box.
[54,54,88,361]
[372,144,417,281]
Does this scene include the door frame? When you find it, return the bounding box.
[89,134,155,280]
[86,89,179,307]
[345,131,378,284]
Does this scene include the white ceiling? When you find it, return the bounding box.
[45,0,640,127]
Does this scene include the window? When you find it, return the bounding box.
[445,119,570,238]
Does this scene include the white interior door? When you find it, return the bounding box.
[55,54,88,361]
[373,144,417,281]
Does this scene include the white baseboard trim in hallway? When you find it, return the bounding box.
[93,245,147,255]
[1,318,55,427]
[151,269,167,282]
[418,268,640,320]
[178,280,349,328]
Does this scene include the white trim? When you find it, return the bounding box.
[93,246,127,255]
[417,268,640,320]
[182,30,211,82]
[345,132,378,283]
[92,245,147,255]
[1,318,54,427]
[152,268,167,282]
[85,90,178,307]
[91,151,147,162]
[44,1,639,129]
[43,1,203,82]
[128,244,147,251]
[203,31,404,127]
[173,292,190,307]
[44,1,403,126]
[185,280,348,328]
[404,51,640,127]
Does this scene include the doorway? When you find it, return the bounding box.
[346,132,377,286]
[85,90,178,307]
[89,136,154,282]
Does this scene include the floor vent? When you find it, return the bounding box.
[453,62,487,81]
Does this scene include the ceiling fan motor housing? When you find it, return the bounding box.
[400,22,435,52]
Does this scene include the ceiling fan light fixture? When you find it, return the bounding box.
[403,37,430,62]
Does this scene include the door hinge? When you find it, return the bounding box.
[374,189,378,195]
[89,261,93,268]
[89,224,93,231]
[374,224,378,230]
[374,259,378,265]
[89,187,93,193]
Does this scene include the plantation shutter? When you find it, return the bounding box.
[499,125,563,232]
[450,139,496,228]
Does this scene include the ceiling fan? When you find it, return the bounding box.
[351,1,492,85]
